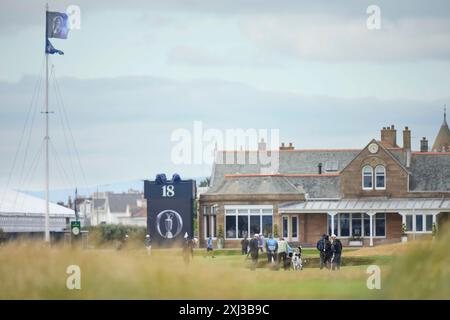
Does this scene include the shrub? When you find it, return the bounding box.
[273,224,279,238]
[88,224,146,243]
[217,225,224,239]
[401,223,407,236]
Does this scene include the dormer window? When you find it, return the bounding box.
[375,165,386,190]
[325,160,339,172]
[362,166,373,190]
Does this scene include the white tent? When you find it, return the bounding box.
[0,188,75,233]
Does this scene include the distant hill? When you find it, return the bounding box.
[25,177,207,203]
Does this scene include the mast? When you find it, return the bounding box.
[44,3,50,242]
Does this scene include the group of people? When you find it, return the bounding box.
[316,234,342,270]
[142,232,343,271]
[242,233,298,271]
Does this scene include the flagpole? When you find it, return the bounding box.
[44,3,50,243]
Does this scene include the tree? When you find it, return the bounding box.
[199,177,211,187]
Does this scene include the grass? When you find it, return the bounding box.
[0,229,449,299]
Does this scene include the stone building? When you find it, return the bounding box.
[199,115,450,248]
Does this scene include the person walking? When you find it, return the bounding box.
[266,234,278,264]
[145,234,152,256]
[317,234,327,269]
[277,237,288,270]
[331,234,343,270]
[205,236,215,258]
[258,234,265,253]
[324,235,332,269]
[248,233,260,270]
[241,236,249,255]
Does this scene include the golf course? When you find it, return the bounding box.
[0,226,448,300]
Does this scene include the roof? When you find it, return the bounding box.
[410,153,450,192]
[0,188,75,216]
[93,198,106,209]
[211,149,361,185]
[107,193,143,213]
[280,198,450,212]
[432,113,450,152]
[207,175,303,195]
[129,206,146,218]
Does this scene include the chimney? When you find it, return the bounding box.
[279,142,294,150]
[420,137,429,152]
[318,163,323,174]
[403,126,411,150]
[380,124,397,148]
[258,138,266,151]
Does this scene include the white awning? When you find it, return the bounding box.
[279,198,450,213]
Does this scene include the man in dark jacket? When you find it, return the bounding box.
[331,234,343,270]
[324,235,332,269]
[241,237,249,255]
[317,234,332,270]
[248,234,260,270]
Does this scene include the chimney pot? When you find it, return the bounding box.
[420,137,429,152]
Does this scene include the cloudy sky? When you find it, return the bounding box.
[1,0,449,193]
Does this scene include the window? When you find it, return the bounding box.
[225,216,236,238]
[363,214,371,236]
[328,213,386,237]
[340,213,350,237]
[362,166,373,190]
[238,215,248,238]
[250,216,261,236]
[406,215,413,231]
[351,213,362,237]
[262,216,273,237]
[224,206,273,239]
[426,215,433,232]
[292,216,298,239]
[282,216,288,238]
[325,160,339,172]
[375,213,386,237]
[404,214,433,233]
[416,215,423,232]
[204,215,210,238]
[375,165,386,190]
[327,215,338,236]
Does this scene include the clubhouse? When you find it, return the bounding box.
[199,114,450,247]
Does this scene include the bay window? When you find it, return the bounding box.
[328,213,386,237]
[404,213,434,233]
[224,206,273,239]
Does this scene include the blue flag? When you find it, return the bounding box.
[46,11,69,39]
[46,39,64,55]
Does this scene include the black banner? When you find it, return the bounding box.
[144,178,196,247]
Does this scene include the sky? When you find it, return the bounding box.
[0,0,449,195]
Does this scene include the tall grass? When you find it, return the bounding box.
[381,223,450,299]
[0,226,448,299]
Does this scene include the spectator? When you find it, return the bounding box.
[331,234,343,270]
[324,235,332,269]
[277,237,289,270]
[317,234,327,269]
[241,236,249,255]
[266,234,278,264]
[258,234,265,252]
[144,234,152,256]
[248,234,260,270]
[205,236,215,258]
